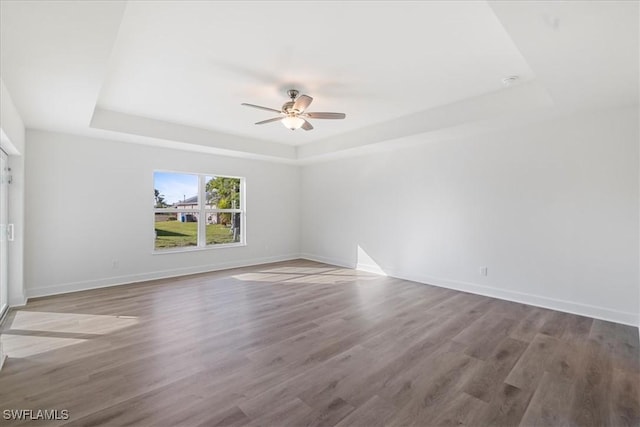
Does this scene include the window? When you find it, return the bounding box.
[153,171,244,251]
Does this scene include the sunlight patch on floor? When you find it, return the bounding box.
[9,311,139,335]
[232,272,305,282]
[259,267,337,274]
[1,334,86,358]
[233,266,383,285]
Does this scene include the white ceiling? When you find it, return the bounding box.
[97,1,535,145]
[1,1,638,162]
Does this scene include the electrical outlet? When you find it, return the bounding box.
[480,267,488,276]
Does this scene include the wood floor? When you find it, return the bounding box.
[1,260,638,426]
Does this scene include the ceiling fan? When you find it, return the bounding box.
[241,89,346,131]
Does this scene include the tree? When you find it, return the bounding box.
[206,177,240,225]
[154,189,169,208]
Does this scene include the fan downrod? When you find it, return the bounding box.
[287,89,299,100]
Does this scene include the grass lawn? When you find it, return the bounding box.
[154,221,236,249]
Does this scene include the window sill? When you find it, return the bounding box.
[152,242,246,255]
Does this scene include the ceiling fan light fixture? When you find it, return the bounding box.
[282,115,305,130]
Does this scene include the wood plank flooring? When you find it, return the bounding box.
[0,259,638,426]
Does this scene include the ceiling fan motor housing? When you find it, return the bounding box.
[282,101,296,114]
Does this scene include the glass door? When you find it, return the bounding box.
[0,150,8,318]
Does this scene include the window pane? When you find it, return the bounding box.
[155,212,199,250]
[206,212,241,245]
[205,176,241,210]
[154,172,199,208]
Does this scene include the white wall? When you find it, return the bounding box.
[0,78,26,307]
[25,130,300,297]
[301,106,640,326]
[1,80,25,153]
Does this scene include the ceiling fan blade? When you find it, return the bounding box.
[305,112,346,119]
[255,117,283,125]
[293,95,313,112]
[241,103,282,114]
[301,119,314,131]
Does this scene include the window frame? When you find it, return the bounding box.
[153,171,246,254]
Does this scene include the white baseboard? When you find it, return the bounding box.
[387,268,638,327]
[26,254,300,299]
[302,252,639,327]
[0,342,6,372]
[9,293,27,308]
[299,253,354,269]
[356,262,388,276]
